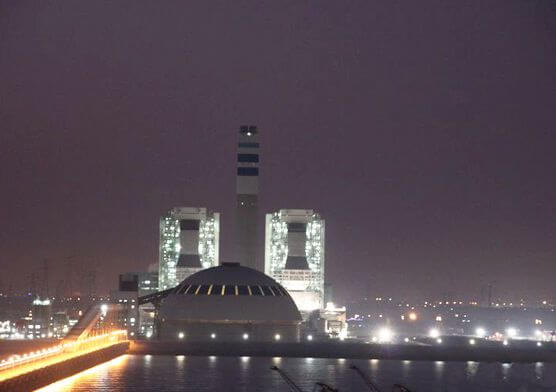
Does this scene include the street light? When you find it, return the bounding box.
[377,327,393,343]
[506,328,517,338]
[475,327,486,338]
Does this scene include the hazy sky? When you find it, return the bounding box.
[1,1,555,302]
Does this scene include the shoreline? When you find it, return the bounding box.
[129,340,556,363]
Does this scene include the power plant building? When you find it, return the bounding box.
[159,207,220,290]
[265,209,325,312]
[236,125,261,271]
[157,263,302,342]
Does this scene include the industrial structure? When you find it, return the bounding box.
[265,209,325,313]
[137,271,158,338]
[110,274,140,336]
[158,207,220,290]
[156,262,302,341]
[236,125,261,271]
[149,125,335,338]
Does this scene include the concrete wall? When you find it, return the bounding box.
[158,320,300,342]
[0,342,129,392]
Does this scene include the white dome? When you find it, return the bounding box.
[158,263,302,322]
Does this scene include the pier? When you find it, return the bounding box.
[0,304,129,392]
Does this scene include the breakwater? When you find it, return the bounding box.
[0,342,129,392]
[130,340,556,363]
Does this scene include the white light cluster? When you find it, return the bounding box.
[376,327,394,343]
[199,215,219,269]
[266,211,325,310]
[159,209,219,289]
[159,216,180,289]
[268,213,288,274]
[305,216,324,297]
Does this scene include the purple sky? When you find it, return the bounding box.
[1,1,555,303]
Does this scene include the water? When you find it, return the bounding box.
[36,355,556,392]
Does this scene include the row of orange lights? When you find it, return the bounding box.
[0,330,127,371]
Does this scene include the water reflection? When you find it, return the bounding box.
[535,362,543,380]
[34,355,556,392]
[466,361,479,379]
[501,363,511,380]
[402,360,411,379]
[35,355,128,392]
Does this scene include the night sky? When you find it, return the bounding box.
[1,1,555,303]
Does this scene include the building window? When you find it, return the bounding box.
[261,286,274,296]
[210,285,223,295]
[237,285,250,295]
[238,142,259,148]
[197,285,210,295]
[274,286,287,296]
[250,286,263,296]
[224,285,236,296]
[237,153,259,163]
[177,285,190,294]
[237,167,259,176]
[186,285,199,295]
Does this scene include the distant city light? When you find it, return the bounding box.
[408,312,417,321]
[429,328,440,338]
[210,333,216,339]
[436,338,442,344]
[274,334,281,341]
[506,328,518,338]
[469,339,476,345]
[475,327,486,338]
[178,332,185,339]
[377,327,393,343]
[307,334,313,341]
[243,333,249,340]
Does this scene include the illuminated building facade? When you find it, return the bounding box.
[29,298,52,339]
[159,207,220,290]
[306,302,348,340]
[111,274,139,336]
[264,209,325,312]
[236,125,261,271]
[137,271,158,338]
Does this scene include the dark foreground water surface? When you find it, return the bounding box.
[36,354,556,392]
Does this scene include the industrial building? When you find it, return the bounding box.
[156,262,302,342]
[29,298,52,339]
[158,207,220,290]
[137,271,158,338]
[145,125,336,340]
[110,274,139,336]
[236,125,261,271]
[265,209,325,313]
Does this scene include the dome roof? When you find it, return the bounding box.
[159,263,302,322]
[174,262,284,289]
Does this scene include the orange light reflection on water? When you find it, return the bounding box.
[33,354,129,392]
